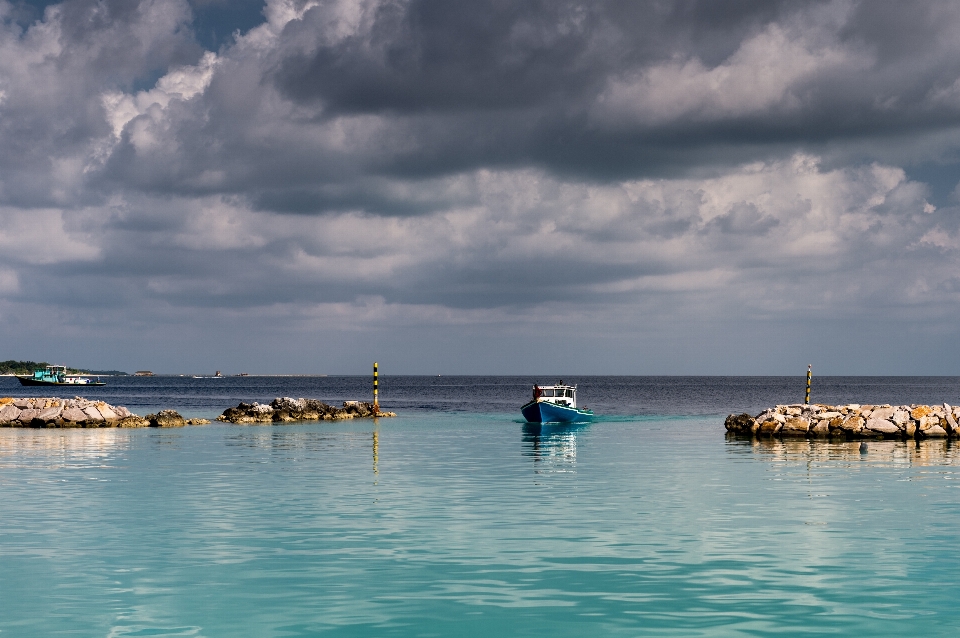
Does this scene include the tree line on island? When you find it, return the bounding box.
[0,360,128,376]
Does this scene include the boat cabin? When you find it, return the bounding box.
[34,365,67,381]
[532,383,579,409]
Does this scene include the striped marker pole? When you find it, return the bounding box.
[373,362,379,414]
[804,364,812,405]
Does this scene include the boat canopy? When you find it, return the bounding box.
[533,383,579,408]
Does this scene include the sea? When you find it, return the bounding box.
[2,375,960,637]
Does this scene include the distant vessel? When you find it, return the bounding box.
[16,365,106,387]
[193,371,224,379]
[520,382,593,423]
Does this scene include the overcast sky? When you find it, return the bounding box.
[2,0,960,374]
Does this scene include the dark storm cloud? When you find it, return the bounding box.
[274,0,600,113]
[5,0,960,373]
[251,0,960,182]
[273,0,813,114]
[69,0,960,207]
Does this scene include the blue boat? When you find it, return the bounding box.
[521,382,593,423]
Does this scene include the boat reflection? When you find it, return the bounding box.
[726,436,960,467]
[522,422,591,474]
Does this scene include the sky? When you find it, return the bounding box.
[2,0,960,375]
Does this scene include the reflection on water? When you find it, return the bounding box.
[0,428,134,469]
[521,422,591,473]
[727,436,960,467]
[224,429,367,451]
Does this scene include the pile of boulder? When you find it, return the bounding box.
[217,397,395,424]
[144,410,211,427]
[725,403,960,439]
[0,395,391,428]
[0,397,209,428]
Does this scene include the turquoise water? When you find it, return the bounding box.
[3,412,960,636]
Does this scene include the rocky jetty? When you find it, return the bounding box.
[726,403,960,440]
[144,410,211,427]
[0,397,209,428]
[217,397,395,424]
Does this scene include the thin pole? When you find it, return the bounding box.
[804,364,812,405]
[373,362,379,413]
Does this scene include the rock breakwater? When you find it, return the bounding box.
[217,397,395,423]
[726,403,960,440]
[0,397,209,428]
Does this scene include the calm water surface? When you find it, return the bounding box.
[2,377,960,636]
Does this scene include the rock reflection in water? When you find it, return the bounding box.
[727,435,960,467]
[522,422,590,473]
[0,428,133,469]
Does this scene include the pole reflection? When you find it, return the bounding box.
[372,423,379,477]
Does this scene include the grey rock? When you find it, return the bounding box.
[38,407,62,422]
[892,410,910,425]
[18,409,39,423]
[62,407,88,423]
[865,419,899,435]
[83,406,104,422]
[0,404,20,423]
[924,424,948,438]
[97,405,118,421]
[871,407,895,421]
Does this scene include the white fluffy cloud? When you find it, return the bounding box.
[592,22,867,126]
[2,0,960,372]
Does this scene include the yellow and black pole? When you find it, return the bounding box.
[804,364,812,405]
[373,362,379,414]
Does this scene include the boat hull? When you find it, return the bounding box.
[521,400,593,423]
[16,376,106,387]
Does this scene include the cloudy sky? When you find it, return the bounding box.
[2,0,960,374]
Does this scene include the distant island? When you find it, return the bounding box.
[0,360,128,376]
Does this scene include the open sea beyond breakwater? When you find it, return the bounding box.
[4,375,960,636]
